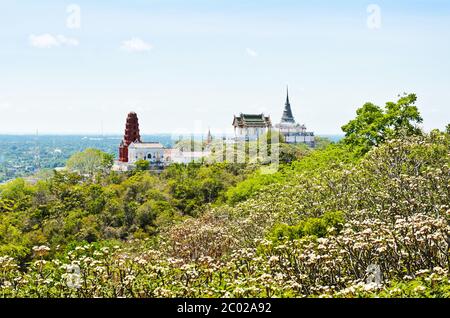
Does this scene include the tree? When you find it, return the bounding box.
[135,159,150,171]
[136,201,157,229]
[446,123,450,135]
[66,148,113,177]
[314,136,333,150]
[384,93,423,136]
[101,153,114,169]
[279,143,310,164]
[342,93,423,154]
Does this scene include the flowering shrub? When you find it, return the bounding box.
[1,210,448,297]
[0,133,449,298]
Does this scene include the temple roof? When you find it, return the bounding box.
[129,142,164,149]
[233,113,272,128]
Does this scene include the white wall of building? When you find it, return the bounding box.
[235,127,268,141]
[128,143,165,164]
[285,135,315,144]
[166,149,210,164]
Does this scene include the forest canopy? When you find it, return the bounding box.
[1,94,449,298]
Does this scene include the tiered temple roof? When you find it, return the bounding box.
[232,113,272,128]
[281,86,296,124]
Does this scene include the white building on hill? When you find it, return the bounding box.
[128,142,165,164]
[165,148,210,164]
[232,113,272,141]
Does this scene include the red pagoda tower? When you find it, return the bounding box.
[119,112,141,162]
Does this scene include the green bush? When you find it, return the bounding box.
[268,211,345,242]
[135,159,150,171]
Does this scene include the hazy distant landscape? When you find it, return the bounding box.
[0,134,344,183]
[0,135,173,183]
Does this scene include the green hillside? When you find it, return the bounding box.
[1,94,449,298]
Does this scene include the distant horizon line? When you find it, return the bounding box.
[0,132,345,137]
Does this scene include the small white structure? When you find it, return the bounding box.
[277,122,315,146]
[112,161,135,172]
[128,142,165,164]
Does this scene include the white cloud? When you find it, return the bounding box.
[121,37,153,53]
[29,34,59,48]
[29,34,79,48]
[246,48,258,57]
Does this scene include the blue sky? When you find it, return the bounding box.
[0,0,449,134]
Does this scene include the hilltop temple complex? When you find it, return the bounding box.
[233,88,315,147]
[114,87,315,170]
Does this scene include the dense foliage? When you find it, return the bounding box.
[66,148,114,176]
[342,93,423,154]
[1,95,449,298]
[0,162,251,262]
